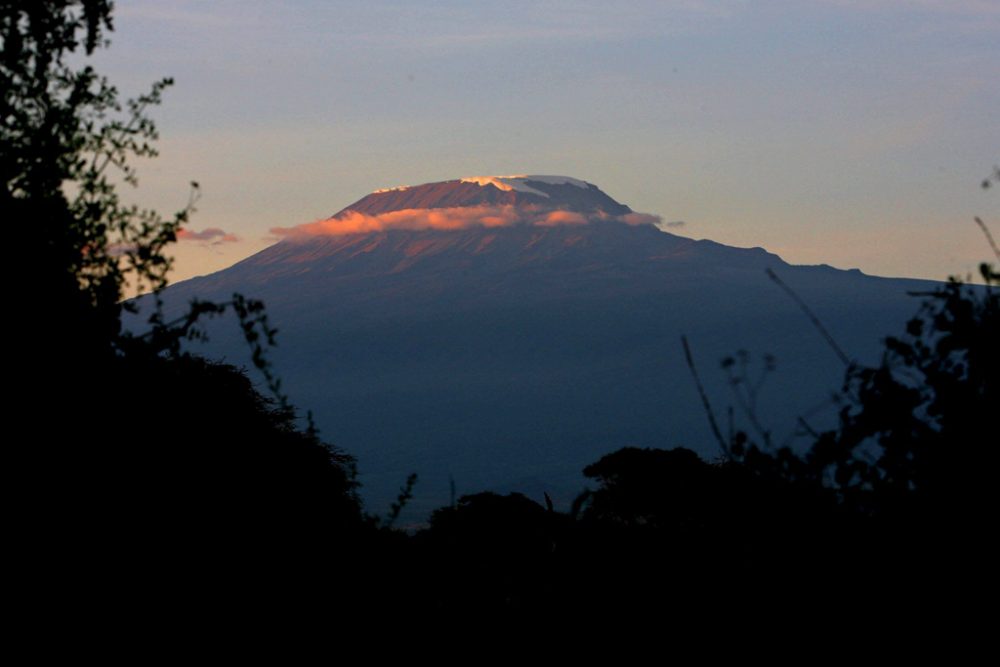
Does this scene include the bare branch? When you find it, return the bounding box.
[766,268,852,367]
[974,217,1000,262]
[682,335,730,458]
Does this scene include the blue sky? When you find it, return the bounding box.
[93,1,999,282]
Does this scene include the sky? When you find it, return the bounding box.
[91,0,999,283]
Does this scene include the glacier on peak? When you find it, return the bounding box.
[368,175,595,198]
[459,175,593,198]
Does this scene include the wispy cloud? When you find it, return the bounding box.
[177,227,240,244]
[271,205,661,239]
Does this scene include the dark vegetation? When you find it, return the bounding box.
[8,1,996,622]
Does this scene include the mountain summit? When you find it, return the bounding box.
[270,175,656,240]
[151,176,936,520]
[338,175,632,217]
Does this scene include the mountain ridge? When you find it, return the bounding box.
[145,177,938,520]
[337,175,631,218]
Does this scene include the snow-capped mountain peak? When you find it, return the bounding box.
[337,174,630,221]
[458,175,594,198]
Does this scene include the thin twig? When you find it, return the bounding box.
[796,416,820,439]
[766,268,852,367]
[724,364,772,448]
[974,217,1000,262]
[385,473,418,529]
[682,335,729,458]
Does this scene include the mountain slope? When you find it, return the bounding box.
[145,176,936,520]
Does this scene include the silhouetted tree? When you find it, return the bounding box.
[715,178,999,608]
[581,447,715,530]
[415,492,561,611]
[808,265,998,522]
[3,2,370,605]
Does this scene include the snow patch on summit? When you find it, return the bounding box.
[460,175,593,198]
[519,175,593,189]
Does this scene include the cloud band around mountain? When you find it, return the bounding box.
[270,205,662,239]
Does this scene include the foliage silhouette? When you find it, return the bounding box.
[412,176,998,617]
[698,173,1000,615]
[10,2,995,623]
[383,472,419,529]
[581,447,715,529]
[729,203,998,525]
[416,492,566,612]
[4,2,373,602]
[809,263,998,531]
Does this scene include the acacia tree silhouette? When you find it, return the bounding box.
[4,1,369,598]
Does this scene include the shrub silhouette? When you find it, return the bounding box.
[715,193,998,608]
[416,492,562,612]
[4,2,370,599]
[730,261,998,527]
[819,265,998,517]
[581,447,716,530]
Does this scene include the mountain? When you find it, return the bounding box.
[144,175,936,521]
[337,175,632,215]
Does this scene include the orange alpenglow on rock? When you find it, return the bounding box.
[270,175,662,238]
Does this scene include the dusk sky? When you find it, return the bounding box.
[93,1,999,284]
